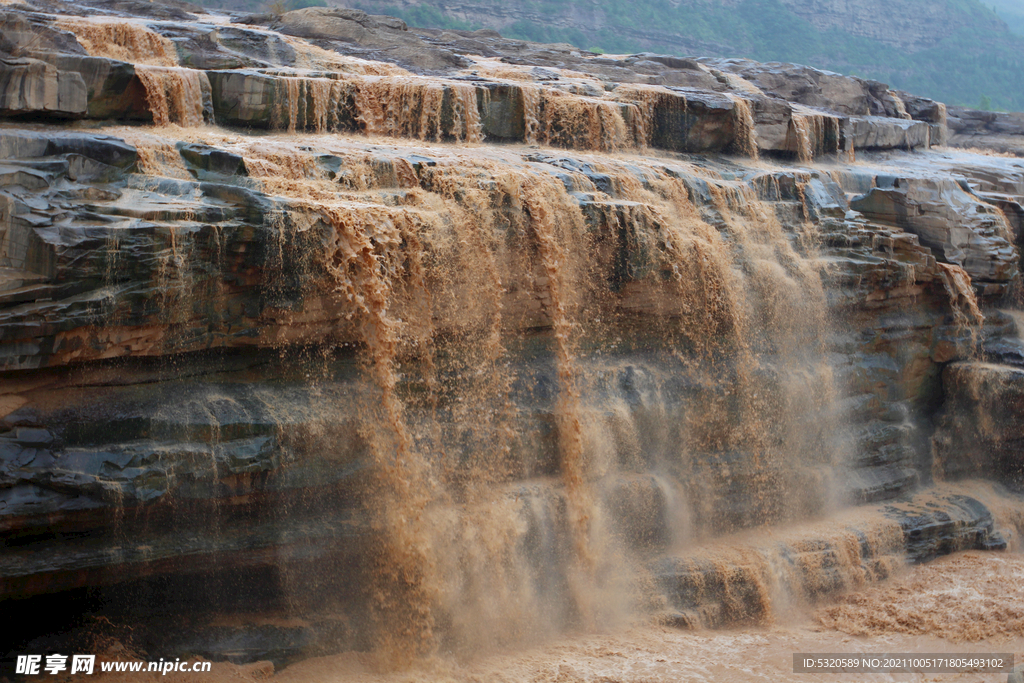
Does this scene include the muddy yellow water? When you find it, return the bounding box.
[78,551,1022,683]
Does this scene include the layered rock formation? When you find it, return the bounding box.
[1,0,1023,672]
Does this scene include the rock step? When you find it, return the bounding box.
[1,52,938,158]
[651,486,1012,629]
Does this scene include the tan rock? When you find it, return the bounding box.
[0,56,87,116]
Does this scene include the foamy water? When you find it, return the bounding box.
[76,551,1024,683]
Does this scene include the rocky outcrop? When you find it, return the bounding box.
[240,7,471,70]
[655,488,1005,629]
[1,123,1016,597]
[947,105,1024,155]
[849,176,1018,290]
[703,59,911,118]
[843,116,931,150]
[0,0,953,159]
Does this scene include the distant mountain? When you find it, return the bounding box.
[337,0,1024,111]
[990,0,1024,36]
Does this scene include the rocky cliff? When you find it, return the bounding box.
[1,0,1023,672]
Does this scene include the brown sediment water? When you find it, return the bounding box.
[532,91,632,151]
[451,83,484,144]
[937,262,986,333]
[135,66,210,127]
[791,112,841,162]
[347,76,484,142]
[318,203,440,665]
[84,122,955,665]
[353,77,445,141]
[59,18,211,127]
[727,95,759,160]
[613,84,670,149]
[522,84,543,145]
[790,114,815,163]
[126,136,192,179]
[229,142,603,655]
[271,76,347,134]
[58,18,178,66]
[890,93,911,120]
[128,548,1020,683]
[521,177,600,607]
[83,621,1024,683]
[816,550,1024,642]
[700,176,838,525]
[660,504,906,631]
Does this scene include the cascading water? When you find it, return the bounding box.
[136,67,210,127]
[57,18,178,66]
[727,95,759,160]
[60,19,211,127]
[149,125,848,659]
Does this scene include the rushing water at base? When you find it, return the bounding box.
[77,549,1024,683]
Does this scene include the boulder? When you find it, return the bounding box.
[843,116,931,150]
[274,7,408,42]
[0,57,87,117]
[32,53,147,120]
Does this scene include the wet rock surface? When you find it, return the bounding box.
[654,488,1008,630]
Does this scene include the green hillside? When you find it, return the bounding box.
[990,0,1024,35]
[350,0,1024,111]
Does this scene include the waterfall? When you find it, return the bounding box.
[192,130,849,656]
[727,94,759,159]
[58,18,178,67]
[136,66,210,127]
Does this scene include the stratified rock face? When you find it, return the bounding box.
[0,0,1023,670]
[947,106,1024,156]
[850,176,1018,290]
[934,362,1024,483]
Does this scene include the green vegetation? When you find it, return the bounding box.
[381,5,479,31]
[353,0,1024,111]
[990,0,1024,35]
